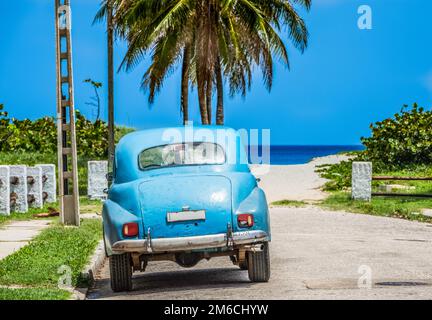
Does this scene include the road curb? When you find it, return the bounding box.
[82,239,106,285]
[71,239,106,300]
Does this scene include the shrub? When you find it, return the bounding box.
[361,103,432,168]
[318,103,432,191]
[0,104,133,159]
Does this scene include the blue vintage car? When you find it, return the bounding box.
[103,127,271,292]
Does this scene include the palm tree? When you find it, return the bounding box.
[94,0,115,169]
[181,45,191,125]
[96,0,311,125]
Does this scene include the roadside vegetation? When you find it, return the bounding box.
[0,203,55,227]
[318,103,432,221]
[0,105,117,300]
[0,197,102,227]
[0,104,134,195]
[321,192,432,223]
[0,218,102,300]
[0,287,71,300]
[271,200,307,207]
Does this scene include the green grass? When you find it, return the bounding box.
[317,159,432,222]
[0,204,56,226]
[371,166,432,195]
[271,200,307,207]
[0,287,71,300]
[320,192,432,223]
[0,152,105,299]
[0,152,57,166]
[79,198,103,215]
[0,219,102,289]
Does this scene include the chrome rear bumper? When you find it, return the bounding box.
[112,230,268,253]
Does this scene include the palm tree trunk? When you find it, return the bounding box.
[197,65,209,125]
[107,0,115,171]
[206,74,212,125]
[181,46,190,125]
[198,85,209,124]
[215,57,224,125]
[196,0,209,125]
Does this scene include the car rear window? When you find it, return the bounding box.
[138,142,226,170]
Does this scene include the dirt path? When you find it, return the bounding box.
[88,207,432,300]
[252,155,350,203]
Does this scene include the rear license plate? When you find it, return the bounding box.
[167,210,206,223]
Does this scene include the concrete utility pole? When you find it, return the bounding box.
[107,0,115,176]
[55,0,80,226]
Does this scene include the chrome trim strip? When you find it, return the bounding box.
[112,230,268,253]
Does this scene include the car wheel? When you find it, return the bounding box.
[109,253,133,292]
[247,242,270,282]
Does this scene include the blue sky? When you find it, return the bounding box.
[0,0,431,145]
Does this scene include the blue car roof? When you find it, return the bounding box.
[115,126,249,183]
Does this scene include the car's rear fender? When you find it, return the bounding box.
[234,187,271,239]
[103,199,144,256]
[224,171,258,209]
[108,181,142,217]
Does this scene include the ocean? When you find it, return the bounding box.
[249,145,364,165]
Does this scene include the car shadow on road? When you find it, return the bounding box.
[88,267,256,299]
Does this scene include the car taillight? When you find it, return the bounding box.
[122,223,139,237]
[237,214,254,228]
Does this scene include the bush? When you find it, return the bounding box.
[361,103,432,168]
[0,104,133,159]
[318,103,432,191]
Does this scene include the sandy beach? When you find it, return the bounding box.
[252,154,350,203]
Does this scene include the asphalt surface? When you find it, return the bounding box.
[87,206,432,300]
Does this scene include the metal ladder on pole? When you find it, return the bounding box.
[55,0,80,226]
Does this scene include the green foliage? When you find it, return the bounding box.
[270,200,307,207]
[0,151,56,166]
[0,288,70,300]
[0,203,55,227]
[115,125,135,142]
[0,219,102,288]
[319,103,432,192]
[0,104,134,159]
[361,103,432,168]
[316,161,354,191]
[319,160,432,193]
[98,0,310,124]
[75,111,108,158]
[0,196,102,227]
[320,192,432,223]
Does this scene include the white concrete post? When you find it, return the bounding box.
[88,161,108,200]
[27,167,43,209]
[36,164,57,203]
[0,166,10,216]
[10,165,28,213]
[352,162,372,201]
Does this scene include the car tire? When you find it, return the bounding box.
[109,253,133,292]
[239,261,248,270]
[247,242,270,282]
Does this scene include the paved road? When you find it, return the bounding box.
[87,207,432,300]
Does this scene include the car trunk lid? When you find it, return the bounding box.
[138,174,232,239]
